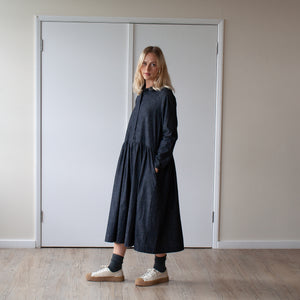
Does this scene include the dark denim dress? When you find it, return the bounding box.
[105,87,184,254]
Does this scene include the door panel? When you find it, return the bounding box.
[41,22,128,246]
[134,24,217,246]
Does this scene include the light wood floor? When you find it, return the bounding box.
[0,248,300,299]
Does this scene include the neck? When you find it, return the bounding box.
[145,80,154,88]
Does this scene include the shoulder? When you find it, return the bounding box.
[160,87,175,97]
[158,87,176,103]
[156,88,177,114]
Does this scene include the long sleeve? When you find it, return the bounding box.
[154,90,178,169]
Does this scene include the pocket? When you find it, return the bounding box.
[152,166,158,178]
[151,156,156,174]
[150,159,158,185]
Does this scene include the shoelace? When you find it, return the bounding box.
[91,265,109,276]
[100,264,109,268]
[141,268,159,280]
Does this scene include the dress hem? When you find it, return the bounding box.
[104,239,184,254]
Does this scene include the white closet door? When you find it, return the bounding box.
[41,21,218,247]
[41,22,128,246]
[134,24,217,247]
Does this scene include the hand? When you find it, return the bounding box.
[155,168,159,173]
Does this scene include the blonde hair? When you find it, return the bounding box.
[133,46,174,95]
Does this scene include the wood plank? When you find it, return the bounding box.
[0,248,299,299]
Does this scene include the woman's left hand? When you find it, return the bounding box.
[155,168,159,173]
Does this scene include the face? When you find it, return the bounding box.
[140,52,159,87]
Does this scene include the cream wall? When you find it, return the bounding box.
[0,0,299,245]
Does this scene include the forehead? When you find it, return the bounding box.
[144,52,158,61]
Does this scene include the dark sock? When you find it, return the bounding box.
[154,255,167,272]
[108,253,124,272]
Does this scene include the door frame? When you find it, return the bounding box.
[35,16,224,248]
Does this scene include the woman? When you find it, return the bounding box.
[86,46,184,287]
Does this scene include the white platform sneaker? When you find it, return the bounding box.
[135,268,169,286]
[86,265,124,282]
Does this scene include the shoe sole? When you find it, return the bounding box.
[86,273,124,282]
[135,276,169,287]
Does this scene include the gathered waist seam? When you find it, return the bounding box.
[123,140,155,155]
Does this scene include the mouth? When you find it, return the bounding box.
[144,73,151,76]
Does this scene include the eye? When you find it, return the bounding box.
[142,61,147,65]
[151,63,156,67]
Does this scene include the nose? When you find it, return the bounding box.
[146,63,150,71]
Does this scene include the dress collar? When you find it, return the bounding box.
[142,83,154,92]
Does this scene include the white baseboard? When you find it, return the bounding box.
[1,239,299,249]
[0,239,36,248]
[217,240,300,249]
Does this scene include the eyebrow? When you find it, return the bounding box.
[143,60,157,64]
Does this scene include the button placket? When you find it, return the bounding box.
[132,92,144,141]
